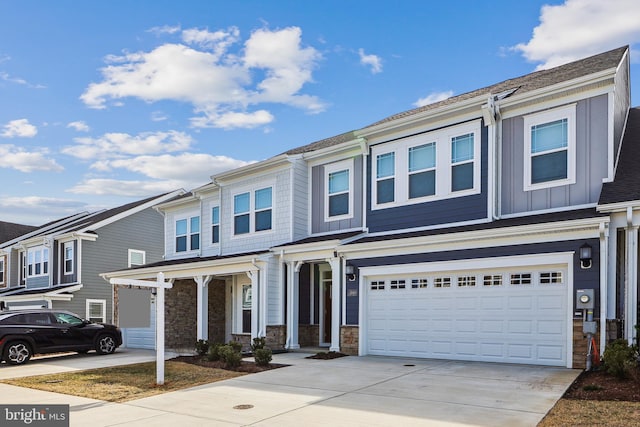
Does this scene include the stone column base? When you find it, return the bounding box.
[340,325,359,355]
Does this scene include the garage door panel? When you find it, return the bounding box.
[366,264,568,366]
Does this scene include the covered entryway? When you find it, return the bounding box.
[361,253,573,367]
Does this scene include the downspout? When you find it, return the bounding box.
[358,137,369,232]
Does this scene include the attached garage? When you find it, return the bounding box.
[360,253,573,367]
[121,297,156,350]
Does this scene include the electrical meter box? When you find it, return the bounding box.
[576,289,595,309]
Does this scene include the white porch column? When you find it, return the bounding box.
[195,275,212,340]
[328,257,341,352]
[247,270,259,340]
[599,223,609,354]
[286,261,301,349]
[626,224,638,344]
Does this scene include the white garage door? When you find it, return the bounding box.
[366,263,568,366]
[122,298,156,349]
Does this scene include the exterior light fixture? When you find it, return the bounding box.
[579,243,592,269]
[345,265,356,281]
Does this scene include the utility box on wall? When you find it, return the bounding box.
[576,289,595,310]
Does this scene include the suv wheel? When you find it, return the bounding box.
[4,341,32,365]
[96,334,117,355]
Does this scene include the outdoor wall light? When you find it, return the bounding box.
[579,243,592,269]
[345,265,356,281]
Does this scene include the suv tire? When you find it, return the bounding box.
[95,334,117,355]
[4,340,32,365]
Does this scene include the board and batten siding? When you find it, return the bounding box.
[59,240,78,285]
[613,53,630,163]
[311,156,363,234]
[291,159,309,241]
[366,125,488,233]
[501,95,609,215]
[265,254,283,325]
[64,208,166,323]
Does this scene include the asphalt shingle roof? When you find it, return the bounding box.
[0,221,38,244]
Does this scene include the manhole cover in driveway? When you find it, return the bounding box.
[233,404,254,410]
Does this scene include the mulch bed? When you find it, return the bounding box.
[172,355,287,373]
[563,367,640,402]
[305,351,348,360]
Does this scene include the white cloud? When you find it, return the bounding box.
[413,91,454,107]
[68,178,183,196]
[0,196,88,225]
[62,130,193,160]
[1,119,38,138]
[67,121,90,132]
[80,26,325,129]
[190,109,274,129]
[94,153,252,183]
[0,72,46,89]
[358,48,383,74]
[513,0,640,69]
[0,145,63,172]
[147,25,181,36]
[150,111,168,122]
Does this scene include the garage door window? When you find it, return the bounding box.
[371,280,385,290]
[390,279,406,289]
[457,276,476,287]
[411,278,428,289]
[510,273,532,285]
[434,277,451,288]
[483,275,503,286]
[540,272,563,284]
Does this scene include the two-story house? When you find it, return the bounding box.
[105,45,636,369]
[0,191,182,347]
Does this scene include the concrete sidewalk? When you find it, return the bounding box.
[0,350,579,426]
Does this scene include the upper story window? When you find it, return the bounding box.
[128,249,146,267]
[27,246,49,277]
[175,216,200,252]
[325,159,354,221]
[20,252,26,284]
[211,206,220,244]
[523,104,576,191]
[371,120,480,210]
[0,257,5,285]
[234,187,273,235]
[63,242,74,275]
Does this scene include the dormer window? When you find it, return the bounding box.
[27,246,49,277]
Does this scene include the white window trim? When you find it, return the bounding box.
[27,246,49,278]
[211,205,221,245]
[86,299,106,323]
[233,279,252,334]
[63,241,74,275]
[128,249,146,267]
[371,120,481,210]
[523,104,576,191]
[324,159,354,222]
[175,215,201,254]
[231,184,275,238]
[0,257,5,285]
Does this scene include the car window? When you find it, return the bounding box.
[54,312,84,326]
[26,313,52,325]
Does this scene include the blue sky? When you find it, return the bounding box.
[1,0,640,225]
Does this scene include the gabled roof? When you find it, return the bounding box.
[599,107,640,207]
[283,131,357,155]
[364,46,628,128]
[0,191,182,248]
[0,221,38,245]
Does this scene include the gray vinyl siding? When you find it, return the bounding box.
[71,208,165,323]
[367,125,488,233]
[292,160,309,241]
[26,276,48,289]
[311,156,363,234]
[345,238,600,325]
[501,95,608,215]
[613,53,630,161]
[59,241,78,284]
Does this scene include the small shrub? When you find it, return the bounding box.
[206,342,223,361]
[254,347,272,366]
[219,345,242,368]
[195,339,209,356]
[228,340,243,353]
[251,337,266,352]
[603,339,638,379]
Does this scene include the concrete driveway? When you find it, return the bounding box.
[0,350,579,426]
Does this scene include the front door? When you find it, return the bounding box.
[319,266,332,346]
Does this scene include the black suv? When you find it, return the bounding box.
[0,309,122,365]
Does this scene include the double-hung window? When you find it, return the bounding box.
[27,246,49,277]
[0,257,5,285]
[451,133,474,191]
[408,142,436,198]
[376,152,395,204]
[175,216,200,252]
[234,187,273,235]
[128,249,145,267]
[325,160,353,220]
[524,104,576,190]
[211,206,220,244]
[63,242,74,275]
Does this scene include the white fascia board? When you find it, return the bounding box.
[597,201,640,213]
[193,182,220,197]
[339,217,606,259]
[212,154,294,184]
[302,139,364,163]
[356,95,487,139]
[0,284,83,303]
[100,253,271,281]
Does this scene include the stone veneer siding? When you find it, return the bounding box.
[266,325,286,350]
[572,318,603,370]
[298,324,319,347]
[340,325,359,355]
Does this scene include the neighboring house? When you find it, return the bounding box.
[104,46,636,369]
[0,191,183,349]
[0,221,38,245]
